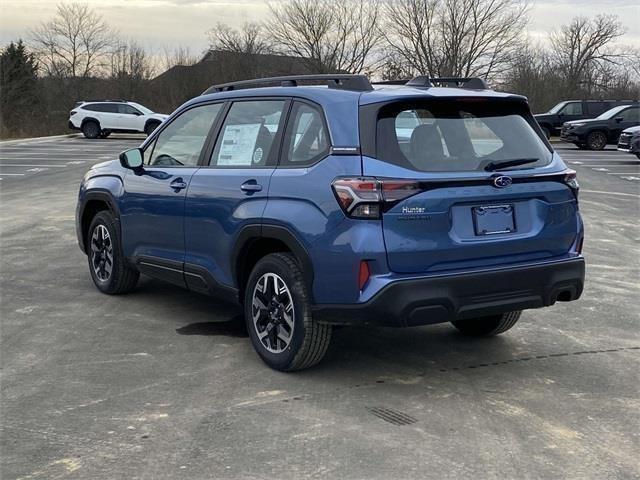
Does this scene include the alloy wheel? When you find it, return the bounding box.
[588,132,607,150]
[251,273,295,353]
[90,224,113,282]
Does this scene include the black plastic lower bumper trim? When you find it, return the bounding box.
[312,258,585,327]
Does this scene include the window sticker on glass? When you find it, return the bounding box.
[217,124,261,166]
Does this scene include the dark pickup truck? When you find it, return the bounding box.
[535,100,637,138]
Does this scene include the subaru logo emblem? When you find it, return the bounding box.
[493,176,512,188]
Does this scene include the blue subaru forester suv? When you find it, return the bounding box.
[76,75,585,371]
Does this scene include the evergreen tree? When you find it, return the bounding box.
[0,40,39,136]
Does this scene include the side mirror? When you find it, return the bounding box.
[615,117,623,123]
[119,148,144,170]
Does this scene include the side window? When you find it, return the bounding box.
[82,104,106,112]
[119,104,141,115]
[147,103,222,167]
[618,107,639,122]
[562,102,583,115]
[210,100,286,167]
[281,102,330,167]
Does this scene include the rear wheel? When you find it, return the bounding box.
[82,121,100,139]
[586,131,607,151]
[87,211,139,294]
[452,311,521,337]
[244,253,331,371]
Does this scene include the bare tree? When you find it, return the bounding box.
[382,0,529,80]
[267,0,382,73]
[109,40,156,99]
[161,45,198,72]
[549,15,625,94]
[31,2,113,78]
[207,22,272,55]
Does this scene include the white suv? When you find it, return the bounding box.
[69,100,169,139]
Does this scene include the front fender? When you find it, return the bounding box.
[76,174,124,253]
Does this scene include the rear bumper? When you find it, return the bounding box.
[68,120,80,131]
[312,257,585,327]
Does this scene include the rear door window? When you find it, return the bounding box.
[210,100,286,168]
[375,100,552,172]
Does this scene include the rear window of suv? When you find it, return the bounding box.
[374,99,552,172]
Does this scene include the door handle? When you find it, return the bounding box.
[240,180,262,193]
[170,178,188,191]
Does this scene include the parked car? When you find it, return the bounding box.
[617,125,640,159]
[560,103,640,150]
[534,100,636,138]
[69,100,168,139]
[76,74,585,371]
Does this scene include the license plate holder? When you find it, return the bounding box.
[473,204,516,236]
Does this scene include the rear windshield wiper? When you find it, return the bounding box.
[484,158,539,172]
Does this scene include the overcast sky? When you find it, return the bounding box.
[1,0,639,59]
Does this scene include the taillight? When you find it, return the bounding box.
[564,170,579,198]
[70,110,77,116]
[331,177,421,219]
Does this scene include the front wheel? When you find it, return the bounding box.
[586,131,607,151]
[244,253,331,371]
[452,311,521,337]
[82,121,100,139]
[87,211,139,294]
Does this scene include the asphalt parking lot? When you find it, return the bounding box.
[1,135,639,479]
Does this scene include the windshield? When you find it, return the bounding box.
[375,100,552,173]
[597,105,627,120]
[548,102,568,114]
[130,102,154,115]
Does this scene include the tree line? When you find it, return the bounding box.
[1,0,638,138]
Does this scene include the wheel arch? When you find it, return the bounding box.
[79,191,121,254]
[144,118,161,130]
[81,117,101,129]
[233,224,315,304]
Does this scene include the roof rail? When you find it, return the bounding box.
[203,74,373,95]
[78,99,128,103]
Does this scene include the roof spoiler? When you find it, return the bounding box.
[373,76,490,90]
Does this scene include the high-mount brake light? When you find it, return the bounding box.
[331,177,422,219]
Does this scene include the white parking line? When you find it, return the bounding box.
[606,172,640,175]
[0,164,68,168]
[0,173,25,176]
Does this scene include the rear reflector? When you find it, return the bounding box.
[358,261,370,290]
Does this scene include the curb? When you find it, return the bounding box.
[0,133,80,146]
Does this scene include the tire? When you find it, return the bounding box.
[82,121,100,139]
[541,126,551,139]
[144,122,160,136]
[635,153,640,160]
[452,311,521,337]
[87,211,139,294]
[586,131,607,151]
[244,253,331,371]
